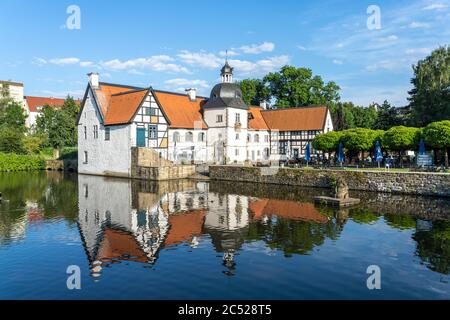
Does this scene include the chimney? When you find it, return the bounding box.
[87,72,99,89]
[260,100,268,109]
[185,88,197,102]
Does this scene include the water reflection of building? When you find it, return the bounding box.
[77,175,335,277]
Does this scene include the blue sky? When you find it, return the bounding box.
[0,0,449,106]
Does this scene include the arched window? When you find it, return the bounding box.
[186,132,193,143]
[254,134,260,143]
[173,132,180,143]
[247,134,251,142]
[198,132,205,142]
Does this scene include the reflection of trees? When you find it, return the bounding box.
[247,218,341,257]
[384,213,416,230]
[413,220,450,275]
[0,172,78,244]
[36,174,78,221]
[348,209,380,224]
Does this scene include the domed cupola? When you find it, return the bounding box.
[203,61,248,110]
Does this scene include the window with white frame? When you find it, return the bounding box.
[83,151,88,164]
[254,134,260,143]
[235,148,239,156]
[186,132,193,142]
[198,132,205,142]
[216,115,223,123]
[235,113,240,124]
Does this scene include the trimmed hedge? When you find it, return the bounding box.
[0,153,46,172]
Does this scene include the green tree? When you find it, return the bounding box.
[374,100,402,130]
[341,128,375,160]
[35,104,77,149]
[312,131,343,157]
[237,79,270,106]
[263,66,340,108]
[423,120,450,167]
[353,104,378,129]
[409,46,450,126]
[0,102,27,132]
[383,126,420,164]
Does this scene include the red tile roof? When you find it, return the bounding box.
[261,106,328,131]
[153,90,207,129]
[165,210,205,246]
[25,96,80,112]
[249,198,329,223]
[103,89,149,125]
[248,106,269,130]
[93,83,140,116]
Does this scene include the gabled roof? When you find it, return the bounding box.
[25,96,80,112]
[93,82,143,116]
[153,90,207,129]
[103,89,149,126]
[248,106,269,130]
[261,106,328,131]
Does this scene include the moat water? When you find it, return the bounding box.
[0,172,449,299]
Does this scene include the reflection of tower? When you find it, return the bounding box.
[204,193,250,275]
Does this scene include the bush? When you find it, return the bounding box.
[0,153,46,171]
[0,128,25,154]
[22,134,47,155]
[59,147,78,160]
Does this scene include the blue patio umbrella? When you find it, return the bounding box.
[304,143,311,165]
[419,139,426,155]
[337,142,344,164]
[375,140,383,167]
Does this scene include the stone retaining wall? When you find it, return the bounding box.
[131,147,195,181]
[209,166,450,197]
[46,160,78,172]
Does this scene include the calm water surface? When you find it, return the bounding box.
[0,172,449,300]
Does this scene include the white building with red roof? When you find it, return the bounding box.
[77,63,333,177]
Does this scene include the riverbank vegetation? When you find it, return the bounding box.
[0,85,79,171]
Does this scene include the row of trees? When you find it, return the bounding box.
[0,85,79,156]
[239,46,450,129]
[312,121,450,167]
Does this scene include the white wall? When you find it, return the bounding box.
[167,128,207,163]
[78,88,133,177]
[246,130,271,162]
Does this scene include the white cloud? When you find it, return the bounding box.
[378,35,398,42]
[101,56,190,74]
[409,21,431,28]
[177,50,222,69]
[297,45,307,51]
[32,57,48,66]
[164,78,209,91]
[229,55,289,75]
[49,57,80,65]
[239,42,275,54]
[333,59,343,65]
[80,61,95,67]
[423,3,449,10]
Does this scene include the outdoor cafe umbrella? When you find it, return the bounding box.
[375,140,383,168]
[305,143,311,167]
[419,139,426,155]
[337,142,344,165]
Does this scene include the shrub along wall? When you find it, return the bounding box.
[0,153,46,172]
